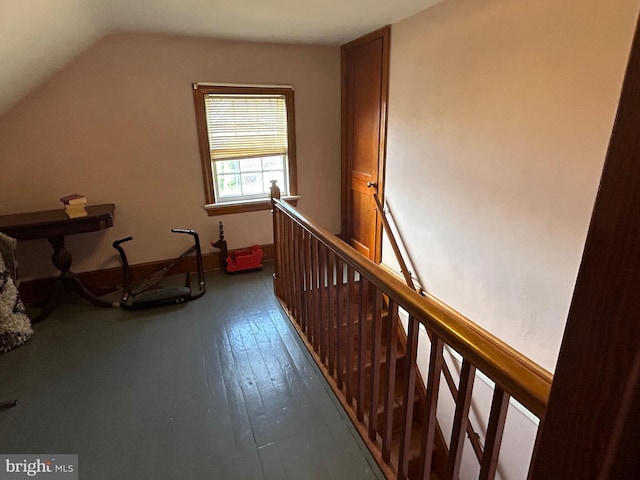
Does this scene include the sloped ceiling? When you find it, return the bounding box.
[0,0,441,115]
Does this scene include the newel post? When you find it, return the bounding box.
[270,179,281,204]
[270,180,281,297]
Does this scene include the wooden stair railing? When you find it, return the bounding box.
[372,193,485,465]
[270,184,552,480]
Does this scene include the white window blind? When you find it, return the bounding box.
[205,95,288,161]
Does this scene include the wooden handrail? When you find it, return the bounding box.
[373,193,415,289]
[272,196,552,417]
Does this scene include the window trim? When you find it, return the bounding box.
[203,195,300,216]
[192,84,298,215]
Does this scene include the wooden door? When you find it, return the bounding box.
[341,26,390,262]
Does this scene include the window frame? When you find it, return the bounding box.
[192,83,298,216]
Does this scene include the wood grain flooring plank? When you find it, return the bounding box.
[0,267,383,480]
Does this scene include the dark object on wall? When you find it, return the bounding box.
[0,399,17,409]
[211,222,263,273]
[112,229,205,310]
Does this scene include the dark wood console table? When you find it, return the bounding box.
[0,204,116,322]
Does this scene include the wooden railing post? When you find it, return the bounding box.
[479,388,510,480]
[419,335,444,480]
[270,179,281,203]
[270,180,282,298]
[447,359,477,479]
[398,315,420,479]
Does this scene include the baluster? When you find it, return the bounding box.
[271,204,280,298]
[308,236,315,348]
[419,335,445,480]
[356,277,369,422]
[294,225,305,331]
[271,209,277,293]
[277,209,286,301]
[368,287,383,441]
[284,218,292,316]
[308,237,317,350]
[327,251,336,376]
[309,234,317,344]
[279,212,287,305]
[345,265,355,405]
[281,213,292,310]
[289,221,296,314]
[398,315,420,480]
[479,387,510,480]
[282,212,288,301]
[438,332,485,463]
[335,258,344,390]
[290,221,300,322]
[270,183,281,297]
[286,215,295,311]
[446,359,477,479]
[318,243,328,363]
[302,230,311,337]
[382,300,399,463]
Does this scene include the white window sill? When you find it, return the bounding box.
[204,196,300,216]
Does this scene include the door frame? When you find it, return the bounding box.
[341,25,390,263]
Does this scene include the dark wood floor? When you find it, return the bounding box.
[0,265,384,479]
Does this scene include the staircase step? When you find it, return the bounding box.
[343,352,404,411]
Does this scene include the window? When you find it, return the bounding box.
[193,84,298,215]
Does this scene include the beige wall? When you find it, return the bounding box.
[385,2,639,477]
[0,33,341,280]
[384,0,639,372]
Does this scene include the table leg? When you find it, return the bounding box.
[49,236,72,274]
[69,275,116,308]
[29,236,116,322]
